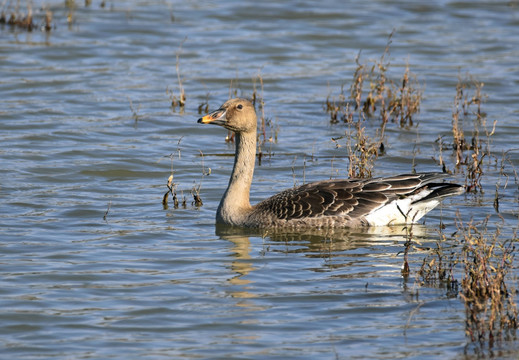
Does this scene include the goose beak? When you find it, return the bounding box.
[198,108,227,126]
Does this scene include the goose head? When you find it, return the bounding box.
[198,98,257,134]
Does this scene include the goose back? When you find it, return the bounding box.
[247,172,463,227]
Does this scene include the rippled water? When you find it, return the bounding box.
[1,0,519,358]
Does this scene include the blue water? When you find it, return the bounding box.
[1,0,518,358]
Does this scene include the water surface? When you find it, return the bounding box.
[1,1,519,358]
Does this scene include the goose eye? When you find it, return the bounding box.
[237,104,243,110]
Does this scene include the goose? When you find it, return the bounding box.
[198,98,464,228]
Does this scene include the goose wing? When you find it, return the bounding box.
[253,172,451,222]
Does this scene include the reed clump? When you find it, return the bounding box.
[325,31,422,178]
[438,73,495,193]
[417,230,459,296]
[325,31,423,128]
[344,122,381,178]
[328,88,382,178]
[417,216,518,352]
[163,139,184,209]
[162,138,205,210]
[457,217,518,350]
[163,173,182,209]
[1,0,59,32]
[191,184,203,207]
[1,1,38,31]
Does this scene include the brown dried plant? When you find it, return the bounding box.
[1,0,35,31]
[163,138,184,209]
[457,217,518,350]
[324,31,422,178]
[388,64,423,127]
[344,120,380,179]
[325,31,423,128]
[417,215,518,352]
[417,229,459,296]
[450,74,494,193]
[168,38,187,112]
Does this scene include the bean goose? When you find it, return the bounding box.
[198,98,464,228]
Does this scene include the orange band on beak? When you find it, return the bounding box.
[197,109,227,125]
[198,114,216,124]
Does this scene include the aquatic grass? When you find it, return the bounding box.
[417,228,460,297]
[330,124,380,179]
[325,84,350,124]
[64,0,76,28]
[451,75,468,167]
[325,31,423,128]
[192,150,211,207]
[168,38,187,112]
[432,135,451,174]
[401,225,414,278]
[0,0,119,32]
[345,121,381,178]
[1,0,35,31]
[0,0,59,32]
[191,183,203,207]
[44,8,52,31]
[162,173,177,209]
[447,73,495,192]
[324,31,422,178]
[388,63,423,127]
[416,215,518,353]
[163,155,180,209]
[328,86,381,178]
[417,71,517,351]
[162,138,190,209]
[457,217,518,351]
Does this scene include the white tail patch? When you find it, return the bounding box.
[364,189,440,226]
